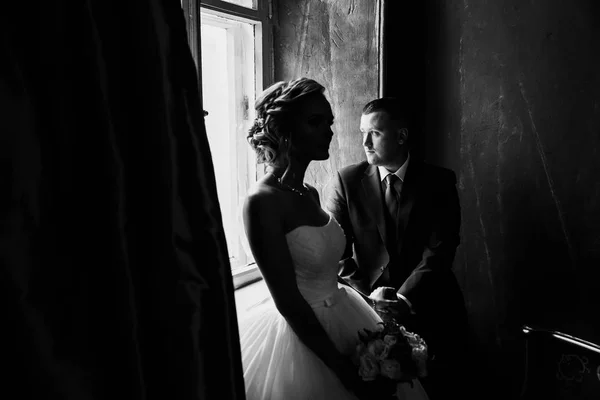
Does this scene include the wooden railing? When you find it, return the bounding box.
[521,324,600,399]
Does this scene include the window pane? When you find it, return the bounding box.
[200,12,258,271]
[221,0,255,9]
[201,23,236,262]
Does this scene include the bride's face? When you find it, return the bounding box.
[289,94,335,162]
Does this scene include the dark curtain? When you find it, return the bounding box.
[1,0,245,399]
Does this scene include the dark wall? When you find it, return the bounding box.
[272,0,379,197]
[385,0,600,397]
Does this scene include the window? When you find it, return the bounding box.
[181,0,272,288]
[220,0,255,8]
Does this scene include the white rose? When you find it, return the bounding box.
[383,334,398,346]
[380,359,403,380]
[358,353,380,381]
[367,338,389,360]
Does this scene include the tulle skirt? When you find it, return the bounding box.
[238,285,430,400]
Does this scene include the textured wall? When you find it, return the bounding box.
[385,0,600,397]
[273,0,379,196]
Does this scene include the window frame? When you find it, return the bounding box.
[182,0,273,98]
[181,0,272,290]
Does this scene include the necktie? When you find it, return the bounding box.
[379,174,401,285]
[384,174,400,221]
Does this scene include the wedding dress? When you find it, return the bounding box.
[238,215,430,400]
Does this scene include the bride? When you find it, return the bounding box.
[238,77,430,400]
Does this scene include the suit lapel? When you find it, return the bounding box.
[361,165,387,244]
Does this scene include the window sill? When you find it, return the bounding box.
[232,262,263,291]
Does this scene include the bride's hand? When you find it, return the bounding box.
[369,286,405,322]
[369,286,397,302]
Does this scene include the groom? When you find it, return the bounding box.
[326,97,468,399]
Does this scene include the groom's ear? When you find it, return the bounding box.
[397,127,408,145]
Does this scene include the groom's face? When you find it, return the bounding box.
[360,111,405,168]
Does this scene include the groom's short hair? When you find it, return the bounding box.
[361,97,409,128]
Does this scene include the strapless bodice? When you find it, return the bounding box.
[240,215,428,400]
[285,216,346,308]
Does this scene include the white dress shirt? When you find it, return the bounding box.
[377,153,410,193]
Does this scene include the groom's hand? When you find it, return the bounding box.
[369,287,411,322]
[390,297,410,317]
[375,298,410,322]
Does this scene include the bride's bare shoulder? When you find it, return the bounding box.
[246,175,282,203]
[247,176,276,196]
[244,176,288,220]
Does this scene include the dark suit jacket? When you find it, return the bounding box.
[326,157,467,364]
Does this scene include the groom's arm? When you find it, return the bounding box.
[325,171,361,285]
[397,169,461,310]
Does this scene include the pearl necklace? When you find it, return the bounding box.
[276,176,310,196]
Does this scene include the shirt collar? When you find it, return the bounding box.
[378,153,410,183]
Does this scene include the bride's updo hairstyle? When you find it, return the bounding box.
[247,77,325,166]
